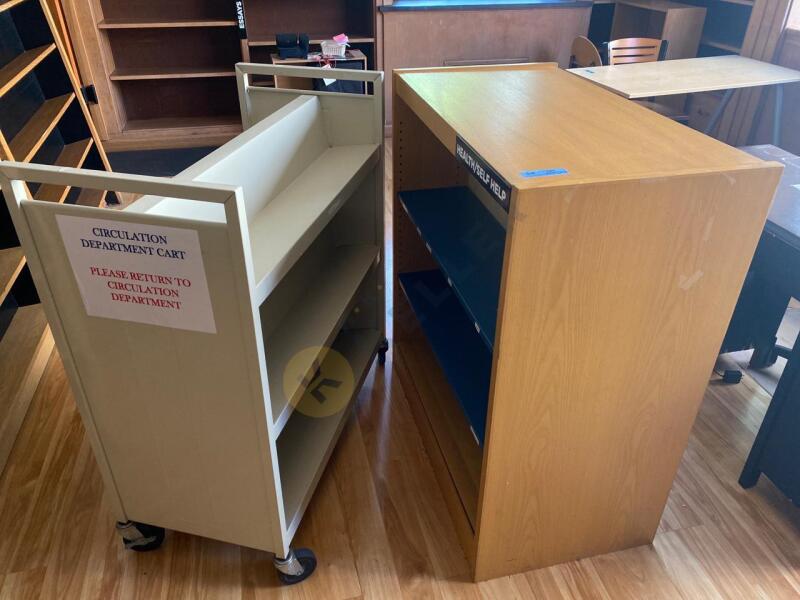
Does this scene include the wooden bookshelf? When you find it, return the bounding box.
[63,0,378,148]
[392,63,781,581]
[0,0,115,476]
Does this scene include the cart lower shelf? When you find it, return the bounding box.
[277,327,381,539]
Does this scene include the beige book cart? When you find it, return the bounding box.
[0,63,385,585]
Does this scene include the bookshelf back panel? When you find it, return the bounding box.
[107,27,240,70]
[244,0,374,41]
[99,0,236,21]
[118,77,239,122]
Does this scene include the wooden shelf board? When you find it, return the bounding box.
[249,143,380,304]
[124,114,241,132]
[98,17,237,29]
[277,327,380,539]
[399,269,492,445]
[0,247,25,306]
[249,34,375,47]
[399,186,504,350]
[0,44,56,98]
[110,66,236,81]
[9,93,75,162]
[701,37,742,53]
[0,304,53,474]
[35,138,94,203]
[73,188,107,207]
[267,244,378,435]
[0,0,27,13]
[718,0,752,5]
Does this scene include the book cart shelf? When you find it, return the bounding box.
[0,64,385,584]
[0,0,114,475]
[391,62,782,581]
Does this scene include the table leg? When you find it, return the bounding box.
[740,327,800,489]
[704,88,735,137]
[772,84,784,147]
[749,283,791,369]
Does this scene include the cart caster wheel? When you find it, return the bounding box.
[722,369,743,384]
[378,338,390,366]
[274,548,317,585]
[116,521,165,552]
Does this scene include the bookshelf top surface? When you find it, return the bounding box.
[396,63,773,191]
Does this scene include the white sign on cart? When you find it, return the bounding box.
[56,214,216,333]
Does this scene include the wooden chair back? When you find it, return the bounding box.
[569,36,602,68]
[607,38,664,65]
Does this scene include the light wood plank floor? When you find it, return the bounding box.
[1,150,800,598]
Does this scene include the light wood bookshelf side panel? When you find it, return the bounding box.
[473,165,783,581]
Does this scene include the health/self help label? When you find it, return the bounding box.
[455,136,511,212]
[57,215,217,333]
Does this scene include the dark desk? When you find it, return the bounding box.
[723,145,800,502]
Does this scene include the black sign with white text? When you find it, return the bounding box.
[234,1,247,38]
[455,136,511,212]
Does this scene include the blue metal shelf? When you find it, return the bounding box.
[399,269,491,444]
[398,186,504,349]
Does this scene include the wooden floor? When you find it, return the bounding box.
[1,150,800,598]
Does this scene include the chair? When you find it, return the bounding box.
[606,37,688,124]
[570,36,602,68]
[606,37,666,65]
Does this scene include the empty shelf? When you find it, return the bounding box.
[266,244,378,435]
[0,247,25,305]
[110,67,236,80]
[399,270,492,445]
[0,44,55,97]
[399,186,504,349]
[250,143,380,303]
[35,138,94,203]
[277,327,380,538]
[98,18,237,29]
[9,93,75,162]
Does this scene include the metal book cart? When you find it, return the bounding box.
[0,64,385,585]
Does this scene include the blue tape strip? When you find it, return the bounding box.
[520,168,569,178]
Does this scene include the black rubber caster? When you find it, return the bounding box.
[377,337,390,366]
[116,521,165,552]
[722,369,743,384]
[274,548,317,585]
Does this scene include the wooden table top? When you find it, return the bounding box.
[567,55,800,99]
[396,63,770,190]
[743,145,800,250]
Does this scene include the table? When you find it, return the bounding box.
[567,55,800,145]
[720,145,800,503]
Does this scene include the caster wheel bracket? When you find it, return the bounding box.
[274,548,317,585]
[116,521,165,552]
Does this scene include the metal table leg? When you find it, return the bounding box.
[773,84,784,147]
[704,88,735,137]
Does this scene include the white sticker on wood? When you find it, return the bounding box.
[56,214,216,333]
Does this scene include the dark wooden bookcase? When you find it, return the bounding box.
[63,0,377,150]
[0,0,113,474]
